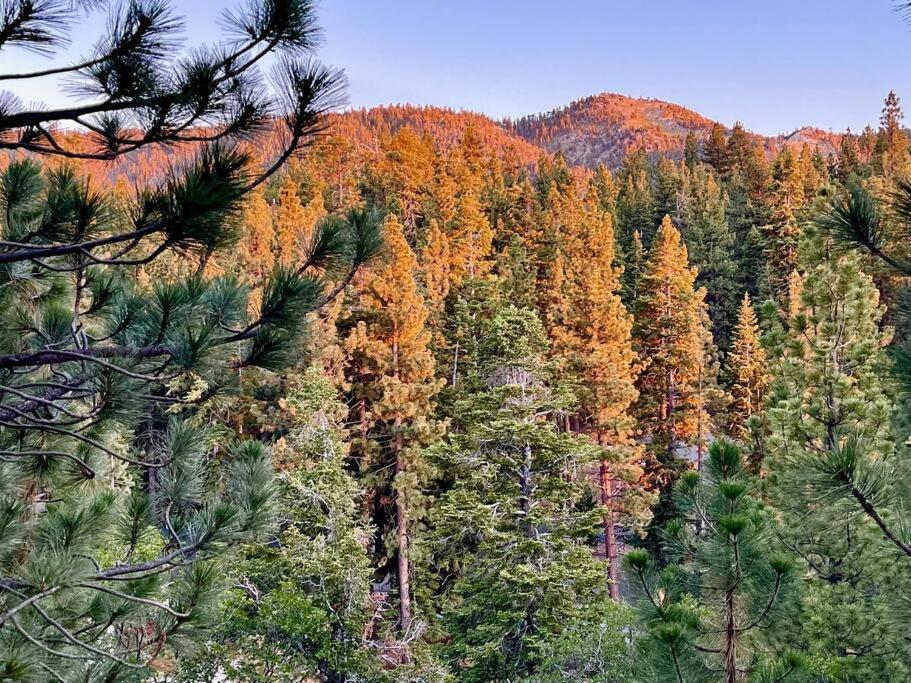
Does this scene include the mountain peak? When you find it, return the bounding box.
[504,93,717,168]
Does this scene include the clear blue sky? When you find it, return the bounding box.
[3,0,910,136]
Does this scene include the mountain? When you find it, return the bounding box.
[504,93,717,168]
[503,93,841,169]
[771,125,842,157]
[331,104,544,166]
[59,96,847,185]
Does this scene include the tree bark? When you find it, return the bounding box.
[724,586,738,683]
[600,458,620,602]
[696,363,704,473]
[394,429,412,635]
[667,367,677,460]
[391,334,412,637]
[451,341,459,387]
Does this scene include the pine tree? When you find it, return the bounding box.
[797,144,823,206]
[424,306,611,682]
[703,123,730,174]
[420,219,452,311]
[677,165,740,348]
[345,214,441,635]
[653,157,683,229]
[836,130,862,180]
[684,132,700,169]
[236,186,276,284]
[765,240,911,678]
[633,216,710,486]
[590,164,619,214]
[274,176,326,266]
[726,293,768,439]
[448,189,494,282]
[0,1,380,677]
[367,128,436,233]
[546,191,650,600]
[622,229,645,305]
[188,370,379,681]
[617,166,657,246]
[762,151,806,301]
[725,123,754,177]
[626,440,797,683]
[874,90,910,178]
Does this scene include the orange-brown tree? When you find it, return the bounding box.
[726,292,768,438]
[546,189,648,600]
[345,215,442,635]
[633,216,711,489]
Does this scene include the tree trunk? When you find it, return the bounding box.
[451,341,460,387]
[724,586,738,683]
[696,363,704,473]
[600,458,620,602]
[394,428,412,635]
[391,333,412,638]
[520,443,534,538]
[359,380,371,524]
[667,367,677,459]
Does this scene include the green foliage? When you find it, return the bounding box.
[421,307,618,681]
[764,236,911,679]
[627,440,799,683]
[0,0,382,673]
[179,369,381,681]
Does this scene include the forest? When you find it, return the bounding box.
[1,0,911,681]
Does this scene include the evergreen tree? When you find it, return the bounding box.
[0,1,379,676]
[617,167,657,247]
[366,128,436,234]
[874,90,910,178]
[726,293,768,440]
[420,219,452,313]
[703,123,730,174]
[765,240,911,679]
[684,132,700,169]
[425,306,612,682]
[590,164,619,214]
[653,157,683,229]
[621,229,645,305]
[448,189,494,282]
[762,152,804,301]
[345,215,442,635]
[677,165,740,349]
[725,123,755,178]
[836,130,862,181]
[236,187,276,284]
[184,370,379,682]
[633,216,710,486]
[545,191,650,600]
[626,440,797,683]
[274,175,325,266]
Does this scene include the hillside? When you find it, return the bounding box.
[500,92,841,168]
[38,98,844,186]
[330,104,545,167]
[504,93,716,168]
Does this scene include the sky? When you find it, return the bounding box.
[4,0,910,136]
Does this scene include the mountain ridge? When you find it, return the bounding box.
[336,93,845,169]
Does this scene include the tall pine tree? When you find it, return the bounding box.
[345,215,442,635]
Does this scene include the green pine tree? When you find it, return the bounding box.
[678,165,741,349]
[764,236,911,679]
[0,2,381,677]
[424,307,617,682]
[626,440,798,683]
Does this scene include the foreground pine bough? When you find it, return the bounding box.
[0,0,382,677]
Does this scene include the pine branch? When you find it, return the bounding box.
[817,185,911,274]
[846,482,911,559]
